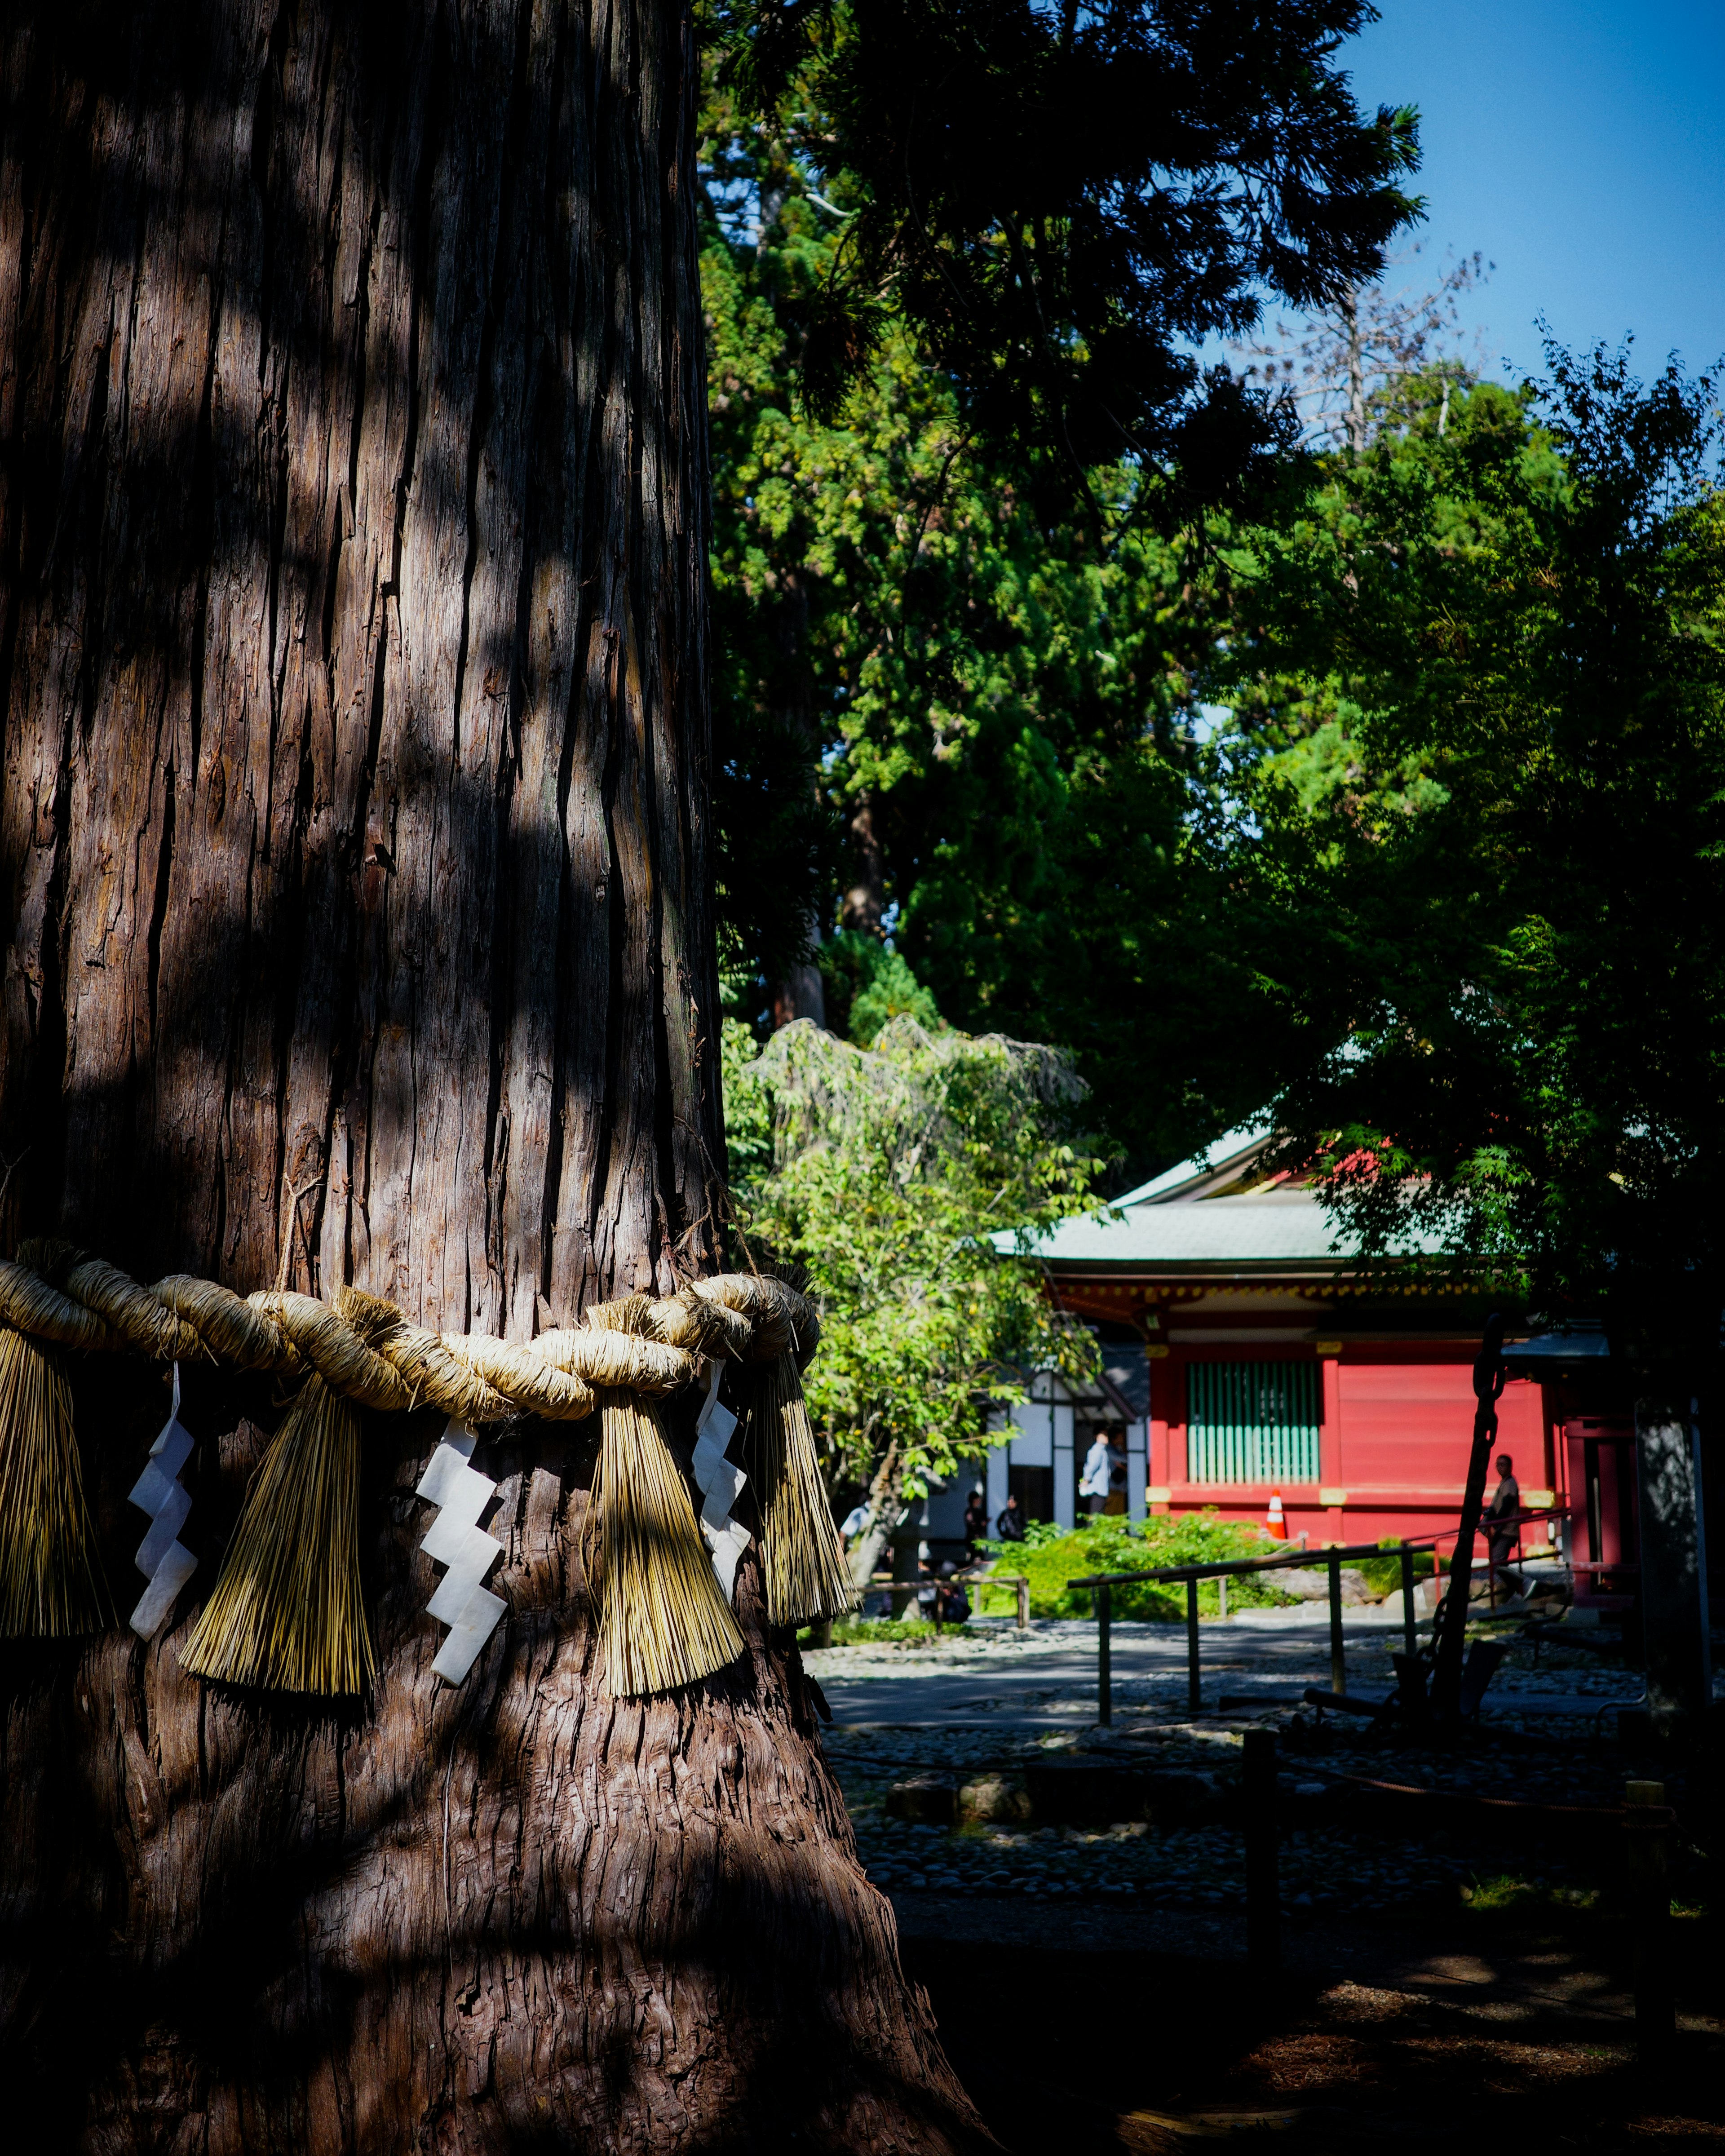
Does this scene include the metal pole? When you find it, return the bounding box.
[1186,1577,1201,1715]
[1327,1550,1346,1698]
[1625,1778,1675,2062]
[1433,1313,1505,1719]
[1401,1545,1417,1663]
[1242,1728,1279,1971]
[1097,1583,1112,1727]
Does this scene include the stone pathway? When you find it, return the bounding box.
[805,1615,1713,1926]
[819,1615,1725,2153]
[808,1613,1649,1731]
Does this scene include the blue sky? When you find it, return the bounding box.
[1337,1,1725,382]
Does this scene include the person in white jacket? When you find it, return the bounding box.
[1079,1431,1112,1516]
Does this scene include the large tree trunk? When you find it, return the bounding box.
[0,4,985,2147]
[1634,1387,1713,1743]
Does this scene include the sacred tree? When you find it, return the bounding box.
[0,0,1418,2142]
[0,3,978,2145]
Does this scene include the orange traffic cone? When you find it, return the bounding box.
[1266,1490,1287,1542]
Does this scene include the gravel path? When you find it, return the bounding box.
[808,1613,1651,1731]
[805,1614,1719,1927]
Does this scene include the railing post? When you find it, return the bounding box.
[1218,1575,1229,1623]
[1242,1728,1279,1971]
[1400,1544,1417,1663]
[1625,1779,1675,2062]
[1327,1550,1346,1698]
[1016,1576,1029,1630]
[1096,1583,1113,1727]
[1186,1577,1201,1715]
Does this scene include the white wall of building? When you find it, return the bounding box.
[1052,1402,1075,1529]
[1008,1398,1053,1465]
[986,1432,1009,1524]
[984,1388,1144,1531]
[1127,1417,1147,1523]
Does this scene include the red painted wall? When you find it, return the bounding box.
[1148,1342,1556,1551]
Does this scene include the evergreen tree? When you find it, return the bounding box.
[1215,344,1725,1732]
[703,3,1420,1169]
[1220,343,1725,1349]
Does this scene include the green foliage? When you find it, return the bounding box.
[1350,1542,1439,1600]
[818,930,941,1046]
[1215,343,1725,1361]
[715,0,1418,517]
[1013,1519,1073,1551]
[795,1617,943,1648]
[723,1016,1104,1495]
[982,1513,1297,1620]
[1461,1875,1600,1915]
[701,83,1301,1173]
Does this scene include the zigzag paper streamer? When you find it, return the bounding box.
[416,1418,506,1683]
[692,1364,751,1603]
[127,1362,198,1637]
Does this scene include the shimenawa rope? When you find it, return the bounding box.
[0,1244,852,1696]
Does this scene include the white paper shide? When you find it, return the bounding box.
[127,1362,199,1638]
[692,1364,751,1603]
[416,1419,507,1683]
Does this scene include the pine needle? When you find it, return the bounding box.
[0,1324,111,1636]
[179,1373,374,1695]
[597,1390,745,1698]
[749,1352,857,1629]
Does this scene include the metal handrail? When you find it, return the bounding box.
[1064,1505,1571,1592]
[1065,1505,1575,1727]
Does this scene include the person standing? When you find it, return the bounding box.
[995,1492,1026,1542]
[1484,1452,1522,1592]
[1079,1430,1112,1516]
[962,1485,989,1562]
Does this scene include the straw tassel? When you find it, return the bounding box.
[0,1324,111,1636]
[748,1352,856,1630]
[178,1373,374,1695]
[595,1387,745,1699]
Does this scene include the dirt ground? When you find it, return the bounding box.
[809,1611,1725,2150]
[901,1904,1723,2151]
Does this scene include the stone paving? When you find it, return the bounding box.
[804,1611,1704,1924]
[810,1610,1725,2152]
[809,1610,1648,1731]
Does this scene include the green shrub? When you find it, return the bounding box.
[795,1616,942,1647]
[1352,1541,1440,1599]
[980,1512,1298,1620]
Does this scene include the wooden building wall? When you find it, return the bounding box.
[1147,1341,1553,1546]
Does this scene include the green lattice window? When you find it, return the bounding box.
[1186,1361,1321,1484]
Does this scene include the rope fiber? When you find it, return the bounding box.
[0,1251,836,1696]
[0,1253,815,1425]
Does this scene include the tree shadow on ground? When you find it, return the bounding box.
[906,1911,1725,2154]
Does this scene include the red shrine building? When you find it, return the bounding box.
[987,1127,1632,1571]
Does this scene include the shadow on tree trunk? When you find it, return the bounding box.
[0,2,991,2143]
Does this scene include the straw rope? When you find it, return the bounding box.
[0,1247,826,1696]
[0,1328,111,1636]
[177,1374,373,1693]
[748,1351,857,1630]
[0,1249,815,1424]
[592,1295,750,1697]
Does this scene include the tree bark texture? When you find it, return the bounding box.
[0,5,986,2147]
[1634,1389,1713,1742]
